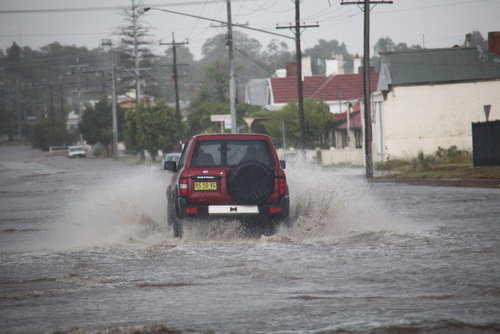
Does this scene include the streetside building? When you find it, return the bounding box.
[374,33,500,162]
[244,55,377,165]
[268,72,378,165]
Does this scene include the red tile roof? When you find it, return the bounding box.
[270,73,379,104]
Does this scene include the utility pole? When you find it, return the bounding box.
[60,78,66,145]
[132,0,142,105]
[160,33,188,145]
[68,59,88,146]
[102,39,119,160]
[227,0,237,134]
[277,0,319,151]
[142,5,294,134]
[341,0,392,179]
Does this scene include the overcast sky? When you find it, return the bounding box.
[0,0,498,60]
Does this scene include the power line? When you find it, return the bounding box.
[143,6,294,40]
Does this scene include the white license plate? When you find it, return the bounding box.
[208,205,259,214]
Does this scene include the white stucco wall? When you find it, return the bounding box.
[320,148,364,166]
[376,80,500,160]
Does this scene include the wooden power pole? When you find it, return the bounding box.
[341,0,392,179]
[277,0,318,151]
[161,34,188,144]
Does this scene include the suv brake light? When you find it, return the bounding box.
[278,177,287,196]
[179,177,188,196]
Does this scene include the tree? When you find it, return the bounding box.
[304,39,350,75]
[262,39,294,71]
[115,0,156,103]
[0,100,17,141]
[469,31,488,49]
[258,99,334,149]
[204,60,231,104]
[186,101,229,137]
[156,44,195,102]
[374,37,396,55]
[79,101,124,156]
[123,101,177,161]
[28,118,70,151]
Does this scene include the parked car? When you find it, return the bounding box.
[161,152,181,170]
[164,134,289,238]
[67,145,86,158]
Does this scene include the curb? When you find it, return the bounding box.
[370,178,500,189]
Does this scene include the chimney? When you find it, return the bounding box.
[285,56,312,78]
[274,69,286,78]
[465,33,471,47]
[325,53,344,76]
[353,54,362,74]
[302,55,312,77]
[286,62,297,77]
[488,31,500,56]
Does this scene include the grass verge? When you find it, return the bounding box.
[375,146,500,180]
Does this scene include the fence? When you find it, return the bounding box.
[472,120,500,167]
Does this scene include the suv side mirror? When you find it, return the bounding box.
[279,160,286,169]
[164,160,177,172]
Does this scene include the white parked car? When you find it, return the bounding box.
[67,146,86,158]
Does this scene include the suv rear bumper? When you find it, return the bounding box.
[176,196,289,220]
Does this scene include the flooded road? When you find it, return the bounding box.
[1,146,499,334]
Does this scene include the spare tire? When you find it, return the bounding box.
[228,161,275,205]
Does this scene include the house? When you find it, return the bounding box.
[268,72,378,114]
[373,31,500,162]
[269,56,377,164]
[244,55,377,165]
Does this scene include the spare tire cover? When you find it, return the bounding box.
[228,161,275,205]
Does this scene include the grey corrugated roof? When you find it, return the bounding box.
[377,46,500,91]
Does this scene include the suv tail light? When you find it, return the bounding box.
[179,177,188,196]
[278,177,287,196]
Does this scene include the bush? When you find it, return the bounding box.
[435,146,471,164]
[376,146,472,172]
[375,158,410,170]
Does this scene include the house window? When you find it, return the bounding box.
[329,130,336,148]
[340,130,348,148]
[354,130,363,148]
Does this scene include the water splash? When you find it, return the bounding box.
[49,166,169,249]
[280,158,407,241]
[46,160,409,249]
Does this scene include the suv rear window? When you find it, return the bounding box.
[191,139,275,168]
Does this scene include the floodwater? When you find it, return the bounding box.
[1,146,499,334]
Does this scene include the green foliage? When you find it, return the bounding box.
[93,146,104,157]
[185,99,264,137]
[0,101,17,141]
[261,39,293,72]
[78,101,125,156]
[28,119,71,151]
[435,146,472,164]
[204,60,230,103]
[257,99,334,149]
[186,102,229,136]
[304,39,350,74]
[123,101,177,161]
[375,146,472,172]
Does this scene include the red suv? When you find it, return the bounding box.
[164,134,289,238]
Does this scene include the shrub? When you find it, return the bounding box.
[376,146,472,172]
